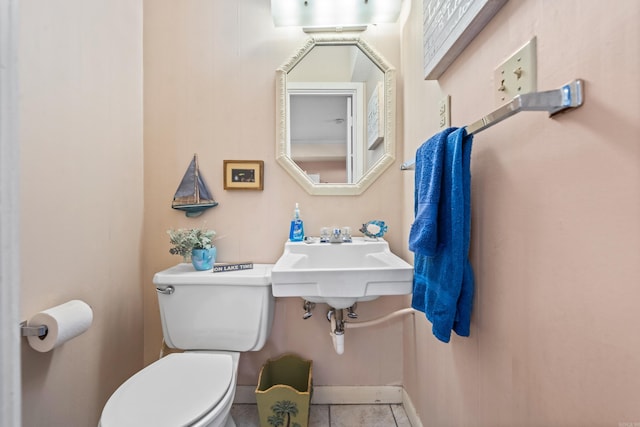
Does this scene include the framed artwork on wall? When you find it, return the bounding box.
[223,160,264,190]
[423,0,507,80]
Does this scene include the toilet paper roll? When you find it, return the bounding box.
[27,300,93,352]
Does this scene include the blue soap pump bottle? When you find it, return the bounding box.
[289,203,305,242]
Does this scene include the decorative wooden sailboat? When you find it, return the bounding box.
[172,154,218,217]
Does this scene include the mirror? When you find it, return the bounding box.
[276,35,396,195]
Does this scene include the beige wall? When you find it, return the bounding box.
[142,0,408,388]
[401,1,640,426]
[19,1,144,426]
[16,0,640,425]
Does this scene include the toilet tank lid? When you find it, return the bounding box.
[100,353,233,427]
[153,263,273,286]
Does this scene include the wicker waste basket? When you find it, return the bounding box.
[255,353,313,427]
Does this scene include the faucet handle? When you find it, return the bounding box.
[320,227,331,243]
[341,226,352,242]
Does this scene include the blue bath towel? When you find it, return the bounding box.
[410,127,474,343]
[408,128,452,256]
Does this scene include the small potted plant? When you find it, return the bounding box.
[168,227,217,270]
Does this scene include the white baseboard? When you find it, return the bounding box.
[401,387,423,427]
[311,386,403,405]
[235,385,422,426]
[235,385,402,405]
[234,385,403,405]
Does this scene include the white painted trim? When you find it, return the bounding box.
[401,387,424,427]
[0,0,21,425]
[234,385,404,405]
[311,385,403,405]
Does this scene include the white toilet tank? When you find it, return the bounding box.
[153,263,274,351]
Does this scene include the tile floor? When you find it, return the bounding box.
[230,403,412,427]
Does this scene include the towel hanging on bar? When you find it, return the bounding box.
[401,79,584,170]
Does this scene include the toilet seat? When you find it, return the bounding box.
[100,352,234,427]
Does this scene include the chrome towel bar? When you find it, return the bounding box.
[401,79,584,170]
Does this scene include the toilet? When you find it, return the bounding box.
[99,263,275,427]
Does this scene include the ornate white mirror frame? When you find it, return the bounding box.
[275,35,396,196]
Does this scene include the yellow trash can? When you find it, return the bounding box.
[255,353,313,427]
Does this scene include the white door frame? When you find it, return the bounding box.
[287,82,365,183]
[345,95,353,183]
[0,0,22,425]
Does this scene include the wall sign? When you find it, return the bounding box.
[423,0,507,80]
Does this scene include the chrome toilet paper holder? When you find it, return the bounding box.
[19,320,48,338]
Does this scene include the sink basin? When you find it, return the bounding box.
[271,237,413,309]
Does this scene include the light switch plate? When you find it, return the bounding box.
[494,37,537,106]
[439,95,450,129]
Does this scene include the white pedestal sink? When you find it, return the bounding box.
[271,237,413,309]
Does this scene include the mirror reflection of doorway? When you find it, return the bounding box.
[287,83,364,184]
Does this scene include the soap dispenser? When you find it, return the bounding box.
[289,203,305,242]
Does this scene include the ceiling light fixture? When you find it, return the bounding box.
[271,0,403,28]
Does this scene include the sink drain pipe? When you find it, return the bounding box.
[328,309,345,355]
[327,307,416,354]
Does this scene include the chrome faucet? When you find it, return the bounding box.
[320,227,352,243]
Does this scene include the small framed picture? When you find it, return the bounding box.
[223,160,264,190]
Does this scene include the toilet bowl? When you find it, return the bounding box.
[99,264,274,427]
[100,352,238,427]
